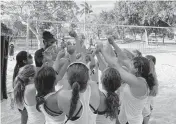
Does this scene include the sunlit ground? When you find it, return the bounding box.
[1,41,176,124]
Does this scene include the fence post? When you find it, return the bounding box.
[26,19,29,51]
[145,29,149,46]
[56,25,59,46]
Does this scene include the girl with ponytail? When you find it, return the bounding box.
[65,81,80,123]
[96,67,121,124]
[34,53,70,124]
[14,65,45,124]
[13,51,33,85]
[59,62,100,124]
[98,42,154,124]
[13,51,33,124]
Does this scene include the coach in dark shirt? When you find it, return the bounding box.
[34,31,56,67]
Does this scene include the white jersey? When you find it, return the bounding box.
[142,96,153,117]
[24,103,45,124]
[96,115,116,124]
[66,85,97,124]
[40,87,66,124]
[118,84,148,124]
[96,89,116,124]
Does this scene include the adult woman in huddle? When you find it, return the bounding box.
[98,42,155,124]
[14,65,45,124]
[62,62,100,124]
[35,62,100,124]
[143,55,158,124]
[13,51,33,84]
[96,67,121,124]
[13,51,33,124]
[34,50,70,124]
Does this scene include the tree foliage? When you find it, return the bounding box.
[91,1,176,42]
[1,1,80,38]
[1,1,176,44]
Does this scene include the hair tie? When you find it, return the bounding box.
[38,95,44,99]
[148,73,153,77]
[36,95,45,102]
[20,84,25,91]
[18,75,25,83]
[17,76,25,89]
[17,75,23,82]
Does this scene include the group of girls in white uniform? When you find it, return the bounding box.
[13,30,158,124]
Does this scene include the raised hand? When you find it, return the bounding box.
[90,48,96,57]
[85,54,91,63]
[57,50,65,59]
[95,46,100,54]
[96,42,103,52]
[69,30,77,38]
[67,45,76,55]
[67,41,72,46]
[89,62,96,71]
[76,53,82,59]
[87,48,94,54]
[43,60,54,67]
[108,36,115,45]
[61,41,66,49]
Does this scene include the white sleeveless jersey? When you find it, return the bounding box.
[67,85,97,124]
[118,84,148,124]
[40,87,66,124]
[96,115,116,124]
[96,89,116,124]
[24,103,45,124]
[142,96,153,117]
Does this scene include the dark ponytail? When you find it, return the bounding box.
[145,73,155,91]
[34,65,56,112]
[101,67,121,120]
[105,91,120,120]
[13,51,28,84]
[36,94,45,112]
[65,82,80,123]
[13,63,20,82]
[65,63,89,123]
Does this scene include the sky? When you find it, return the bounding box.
[75,0,116,14]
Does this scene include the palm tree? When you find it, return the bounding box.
[77,2,93,16]
[76,2,93,33]
[100,11,108,21]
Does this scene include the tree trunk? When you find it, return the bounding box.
[163,35,165,44]
[141,33,143,41]
[122,28,125,43]
[97,31,100,39]
[135,34,137,41]
[144,29,149,45]
[31,39,32,48]
[20,19,43,49]
[133,30,136,41]
[29,25,43,49]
